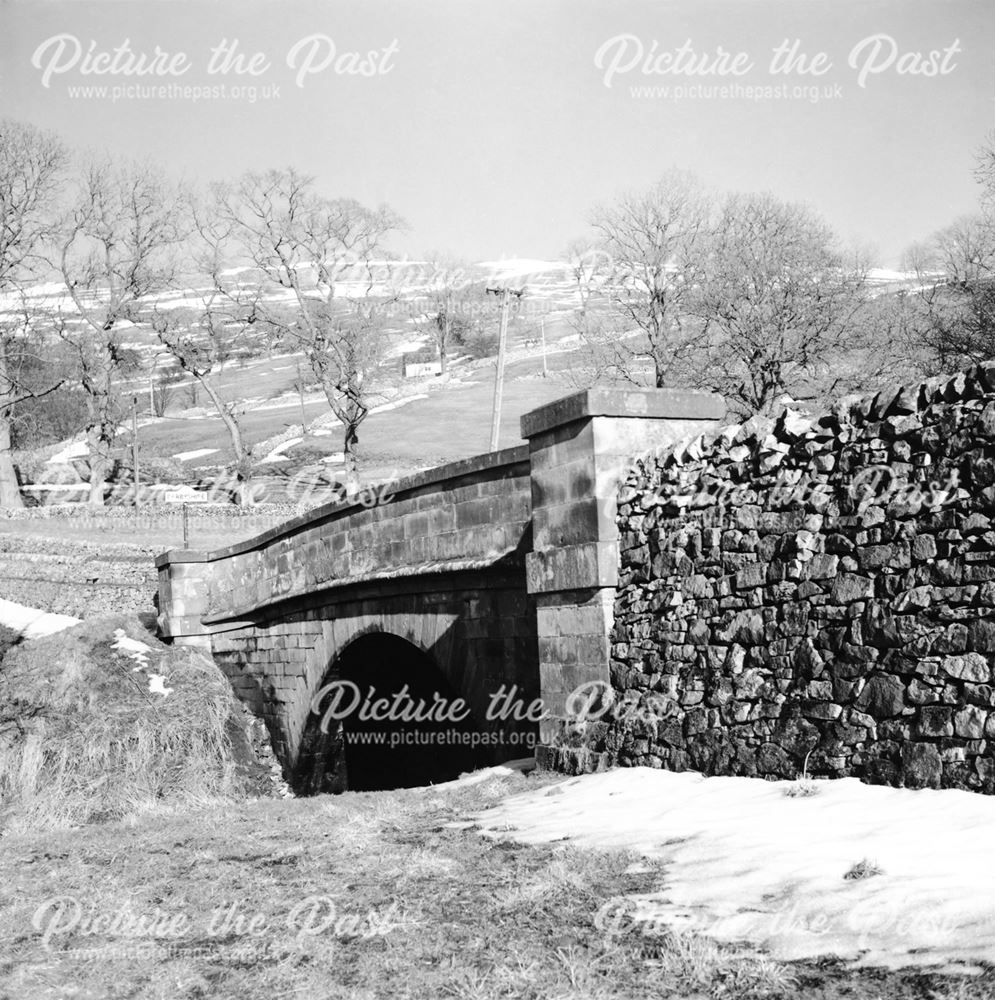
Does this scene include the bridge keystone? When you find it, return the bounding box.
[521,387,724,774]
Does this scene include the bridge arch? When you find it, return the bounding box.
[294,631,489,794]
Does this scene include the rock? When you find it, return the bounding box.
[954,705,987,739]
[733,669,766,699]
[801,701,843,721]
[735,563,766,590]
[932,624,969,654]
[969,619,995,652]
[942,653,992,683]
[716,610,765,646]
[855,674,905,717]
[757,743,793,776]
[861,602,902,648]
[776,408,813,441]
[830,573,873,603]
[725,644,746,674]
[901,743,943,789]
[918,706,954,738]
[978,401,995,437]
[807,553,839,580]
[893,586,933,612]
[963,513,992,534]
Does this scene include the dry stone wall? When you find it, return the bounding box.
[607,363,995,793]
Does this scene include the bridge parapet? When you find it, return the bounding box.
[156,444,532,644]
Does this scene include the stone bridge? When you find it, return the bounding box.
[156,388,725,792]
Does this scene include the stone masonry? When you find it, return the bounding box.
[600,364,995,793]
[156,388,724,786]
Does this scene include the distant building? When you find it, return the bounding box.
[401,350,442,378]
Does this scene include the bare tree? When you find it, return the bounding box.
[558,238,629,388]
[974,129,995,208]
[902,213,995,374]
[54,159,188,504]
[563,236,607,319]
[151,306,257,504]
[215,168,404,487]
[0,120,69,507]
[586,168,713,388]
[688,192,869,415]
[148,197,272,506]
[151,367,185,418]
[422,255,476,375]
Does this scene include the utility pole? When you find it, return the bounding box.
[540,317,548,378]
[296,357,307,431]
[486,285,524,452]
[132,395,140,507]
[148,354,158,416]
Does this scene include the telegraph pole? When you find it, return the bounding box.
[132,395,140,507]
[486,285,524,452]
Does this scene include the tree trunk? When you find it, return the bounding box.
[0,413,23,509]
[86,424,108,506]
[343,424,360,495]
[201,377,253,507]
[0,350,24,509]
[234,454,255,507]
[440,313,449,375]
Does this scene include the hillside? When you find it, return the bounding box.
[8,260,925,502]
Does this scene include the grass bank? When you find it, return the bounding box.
[2,769,992,1000]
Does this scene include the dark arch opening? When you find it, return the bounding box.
[294,633,488,794]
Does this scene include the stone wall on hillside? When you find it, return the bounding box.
[605,364,995,793]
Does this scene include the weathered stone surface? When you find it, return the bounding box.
[902,742,943,789]
[918,706,954,738]
[831,573,874,603]
[855,674,906,718]
[969,619,995,652]
[602,365,995,794]
[943,653,992,683]
[955,706,987,739]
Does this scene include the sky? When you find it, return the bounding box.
[1,0,993,267]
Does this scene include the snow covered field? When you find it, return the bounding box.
[0,597,80,640]
[474,766,995,973]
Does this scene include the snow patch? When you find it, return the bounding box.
[21,484,88,493]
[147,673,174,697]
[112,628,172,697]
[0,598,80,640]
[421,757,535,793]
[173,448,219,461]
[260,436,303,464]
[111,629,153,668]
[475,767,995,972]
[47,440,88,463]
[370,394,428,415]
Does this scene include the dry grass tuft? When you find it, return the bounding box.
[783,779,821,798]
[843,858,884,881]
[0,615,275,833]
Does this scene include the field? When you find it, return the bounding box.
[4,766,993,1000]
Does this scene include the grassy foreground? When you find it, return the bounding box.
[2,770,994,1000]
